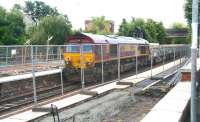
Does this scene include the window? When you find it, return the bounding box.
[65,45,79,52]
[65,45,93,53]
[83,45,92,52]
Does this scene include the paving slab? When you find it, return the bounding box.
[0,69,61,83]
[141,82,191,122]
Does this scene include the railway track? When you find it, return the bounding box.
[0,58,186,118]
[0,82,80,115]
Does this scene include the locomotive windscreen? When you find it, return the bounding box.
[65,45,93,53]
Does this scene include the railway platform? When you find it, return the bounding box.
[0,69,61,83]
[141,58,200,122]
[0,58,187,122]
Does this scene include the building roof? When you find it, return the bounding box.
[166,28,188,38]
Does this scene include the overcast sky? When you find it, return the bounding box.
[0,0,187,31]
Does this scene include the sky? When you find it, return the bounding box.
[0,0,187,32]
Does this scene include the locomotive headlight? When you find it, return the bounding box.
[66,57,71,61]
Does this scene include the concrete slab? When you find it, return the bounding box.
[1,94,91,122]
[141,110,182,122]
[43,94,92,109]
[91,82,117,94]
[115,84,130,89]
[4,110,47,122]
[141,82,191,122]
[152,98,189,113]
[0,69,61,83]
[0,118,27,122]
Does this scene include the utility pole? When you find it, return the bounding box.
[191,0,198,121]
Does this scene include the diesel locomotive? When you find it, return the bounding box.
[63,33,151,81]
[63,33,186,82]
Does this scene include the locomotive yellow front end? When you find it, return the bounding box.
[64,45,95,69]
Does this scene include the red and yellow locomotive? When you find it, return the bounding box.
[63,33,150,81]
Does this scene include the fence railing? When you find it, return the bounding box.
[0,44,191,106]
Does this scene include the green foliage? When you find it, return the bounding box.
[118,19,129,36]
[184,0,193,25]
[27,15,72,45]
[84,16,113,35]
[23,1,59,23]
[170,37,188,44]
[0,6,25,45]
[171,22,187,29]
[118,18,166,44]
[184,0,200,45]
[169,22,189,44]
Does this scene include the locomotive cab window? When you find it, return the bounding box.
[65,45,93,53]
[65,45,79,52]
[83,45,93,53]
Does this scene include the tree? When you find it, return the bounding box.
[144,19,157,42]
[168,22,189,44]
[171,22,187,29]
[184,0,194,25]
[155,22,166,44]
[118,18,166,43]
[23,1,59,23]
[0,6,25,45]
[27,15,72,45]
[85,16,113,35]
[118,18,129,36]
[118,18,146,37]
[184,0,198,43]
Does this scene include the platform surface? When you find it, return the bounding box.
[43,94,91,109]
[2,94,91,122]
[141,82,191,122]
[0,58,185,122]
[0,69,61,83]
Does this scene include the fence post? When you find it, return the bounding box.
[31,45,37,104]
[180,47,182,65]
[174,47,176,66]
[21,46,24,65]
[59,46,62,62]
[163,46,165,71]
[150,48,153,78]
[60,66,64,95]
[101,44,104,83]
[46,45,49,70]
[80,44,85,89]
[136,45,138,78]
[6,47,8,65]
[118,44,121,81]
[35,46,38,64]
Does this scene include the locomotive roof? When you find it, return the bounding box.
[68,33,149,44]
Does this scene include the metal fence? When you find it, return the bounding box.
[0,45,64,67]
[0,44,191,105]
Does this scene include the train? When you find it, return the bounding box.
[63,32,184,82]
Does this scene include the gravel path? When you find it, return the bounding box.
[102,94,165,122]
